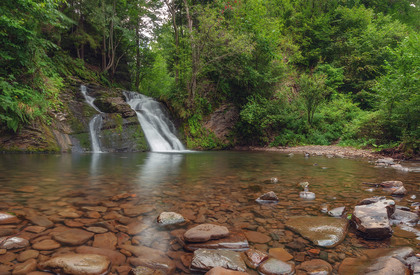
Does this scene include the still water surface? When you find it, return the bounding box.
[0,151,419,273]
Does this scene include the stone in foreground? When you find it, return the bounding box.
[184,231,249,251]
[184,224,229,243]
[363,256,407,275]
[244,249,269,269]
[157,212,185,226]
[256,191,279,204]
[38,253,110,275]
[190,248,246,273]
[391,209,419,226]
[299,191,315,200]
[296,259,332,275]
[52,228,94,246]
[205,266,248,275]
[352,196,395,240]
[121,245,175,274]
[257,258,294,275]
[285,216,348,248]
[0,212,20,225]
[0,236,29,249]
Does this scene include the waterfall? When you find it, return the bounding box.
[80,85,103,153]
[124,91,186,152]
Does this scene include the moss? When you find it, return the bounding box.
[72,132,91,151]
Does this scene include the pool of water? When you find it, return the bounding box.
[0,151,419,273]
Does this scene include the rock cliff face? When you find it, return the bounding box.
[0,82,149,153]
[203,104,239,145]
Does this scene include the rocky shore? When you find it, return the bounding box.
[1,176,420,274]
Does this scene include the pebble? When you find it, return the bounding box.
[184,224,229,243]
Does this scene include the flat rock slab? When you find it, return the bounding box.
[52,229,94,246]
[191,249,247,272]
[13,258,37,275]
[184,231,249,251]
[269,248,293,262]
[0,237,29,249]
[184,224,229,243]
[285,216,348,248]
[257,258,294,275]
[0,213,20,225]
[352,197,395,240]
[32,239,61,250]
[39,253,110,275]
[243,231,271,244]
[157,212,185,225]
[121,245,175,274]
[27,215,53,228]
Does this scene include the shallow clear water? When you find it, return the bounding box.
[0,151,419,273]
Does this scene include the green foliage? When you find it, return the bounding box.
[139,52,174,98]
[185,114,224,150]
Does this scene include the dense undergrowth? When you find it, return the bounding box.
[0,0,419,156]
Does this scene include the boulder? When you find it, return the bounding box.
[256,191,279,204]
[184,224,229,243]
[391,186,407,196]
[94,97,136,118]
[352,197,395,240]
[285,216,348,248]
[157,212,185,226]
[190,249,246,273]
[257,258,294,275]
[38,253,111,275]
[380,181,403,189]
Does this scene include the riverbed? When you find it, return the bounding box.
[0,151,419,274]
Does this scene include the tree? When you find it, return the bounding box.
[297,73,329,125]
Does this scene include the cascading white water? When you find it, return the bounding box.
[80,85,103,153]
[124,91,186,152]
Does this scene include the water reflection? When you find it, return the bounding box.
[137,152,184,184]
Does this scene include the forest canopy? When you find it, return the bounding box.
[0,0,419,154]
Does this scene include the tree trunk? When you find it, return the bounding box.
[135,21,141,91]
[183,0,197,105]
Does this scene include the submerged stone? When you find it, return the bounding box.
[0,237,29,250]
[157,212,185,226]
[299,191,316,200]
[296,259,332,275]
[243,231,271,244]
[38,253,110,275]
[328,207,346,218]
[285,216,348,248]
[0,213,20,225]
[121,245,175,274]
[52,228,94,246]
[256,191,279,204]
[352,197,395,240]
[184,231,249,251]
[244,249,269,269]
[190,249,246,273]
[391,209,419,226]
[184,224,229,243]
[257,258,294,275]
[205,266,248,275]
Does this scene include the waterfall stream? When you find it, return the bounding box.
[124,91,186,152]
[80,85,103,153]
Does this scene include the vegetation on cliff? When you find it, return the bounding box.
[0,0,419,154]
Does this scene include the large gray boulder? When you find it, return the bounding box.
[352,197,395,240]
